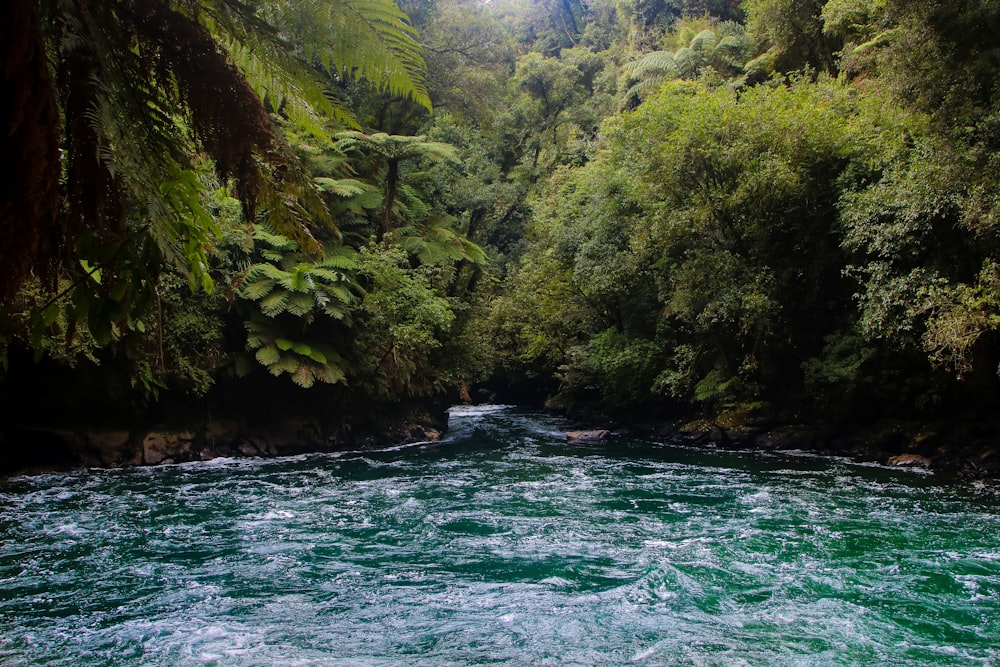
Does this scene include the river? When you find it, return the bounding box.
[1,405,999,665]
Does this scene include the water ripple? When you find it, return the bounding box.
[2,407,999,665]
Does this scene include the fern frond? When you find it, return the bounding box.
[286,291,316,316]
[314,177,372,197]
[321,304,351,320]
[252,226,298,251]
[313,362,347,385]
[258,0,431,111]
[304,347,328,363]
[299,269,338,286]
[217,29,357,135]
[270,354,301,374]
[623,51,678,78]
[461,237,487,264]
[320,284,356,303]
[674,47,701,78]
[334,132,460,163]
[688,29,718,56]
[624,75,671,103]
[262,249,285,263]
[328,0,431,110]
[278,265,311,292]
[716,35,743,52]
[317,255,358,272]
[244,262,289,283]
[241,277,277,301]
[256,344,281,366]
[260,291,290,316]
[292,364,316,388]
[323,243,359,262]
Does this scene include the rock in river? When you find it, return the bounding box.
[566,430,611,444]
[888,453,933,468]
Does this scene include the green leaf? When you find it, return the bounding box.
[286,291,316,316]
[271,355,300,374]
[314,177,370,196]
[313,362,347,385]
[260,291,289,317]
[241,277,277,301]
[256,344,281,366]
[109,281,128,303]
[41,303,61,327]
[292,364,316,388]
[79,259,102,284]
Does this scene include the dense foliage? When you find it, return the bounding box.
[477,0,1000,425]
[3,0,1000,447]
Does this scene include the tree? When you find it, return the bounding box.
[0,0,431,308]
[237,226,360,388]
[334,131,460,241]
[742,0,837,77]
[621,21,750,103]
[496,79,863,414]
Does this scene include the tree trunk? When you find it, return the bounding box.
[0,0,61,301]
[380,159,400,243]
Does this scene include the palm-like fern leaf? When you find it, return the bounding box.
[238,226,362,349]
[621,24,750,107]
[241,276,278,301]
[259,0,431,111]
[243,319,349,387]
[397,217,487,266]
[314,177,373,197]
[334,132,460,163]
[2,0,431,304]
[623,51,678,78]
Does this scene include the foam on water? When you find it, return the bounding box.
[2,408,999,665]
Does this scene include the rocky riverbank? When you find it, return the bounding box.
[0,409,447,477]
[594,415,1000,480]
[6,399,999,481]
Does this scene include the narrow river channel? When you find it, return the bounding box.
[2,405,998,665]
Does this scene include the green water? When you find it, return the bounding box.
[1,406,998,666]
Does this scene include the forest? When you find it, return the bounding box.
[2,0,1000,475]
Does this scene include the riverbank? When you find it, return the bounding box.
[0,408,447,478]
[580,414,1000,481]
[5,400,999,481]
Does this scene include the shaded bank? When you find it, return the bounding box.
[0,410,446,475]
[0,367,449,476]
[561,414,1000,482]
[6,400,1000,482]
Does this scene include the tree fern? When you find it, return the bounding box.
[334,132,460,163]
[2,0,431,311]
[239,237,361,322]
[314,177,372,197]
[237,225,361,385]
[621,23,750,106]
[397,217,488,266]
[334,132,461,240]
[244,319,349,388]
[258,0,431,111]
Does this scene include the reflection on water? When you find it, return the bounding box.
[1,405,998,665]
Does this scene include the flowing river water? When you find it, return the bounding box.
[1,405,999,666]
